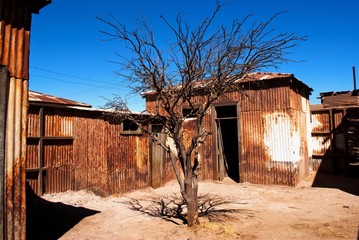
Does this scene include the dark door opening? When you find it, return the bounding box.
[215,105,240,182]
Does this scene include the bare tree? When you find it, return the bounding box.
[98,3,305,227]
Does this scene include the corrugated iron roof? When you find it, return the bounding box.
[29,90,92,108]
[241,72,296,81]
[141,72,312,96]
[318,90,359,108]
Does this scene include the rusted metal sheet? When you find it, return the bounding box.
[310,107,348,173]
[26,106,74,195]
[320,91,359,107]
[104,121,150,194]
[0,0,50,239]
[310,108,333,172]
[144,73,312,186]
[220,81,309,186]
[311,111,330,133]
[0,0,50,80]
[201,113,212,180]
[238,110,306,186]
[26,72,312,198]
[26,104,151,196]
[3,75,29,240]
[29,90,91,108]
[347,108,359,165]
[44,110,73,137]
[0,66,9,240]
[149,124,166,188]
[27,107,40,137]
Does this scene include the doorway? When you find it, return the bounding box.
[214,105,240,182]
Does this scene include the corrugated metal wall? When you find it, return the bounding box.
[30,77,310,194]
[235,83,309,186]
[26,106,151,196]
[0,0,50,239]
[311,107,359,173]
[346,108,359,166]
[145,78,311,186]
[311,109,345,172]
[26,107,75,195]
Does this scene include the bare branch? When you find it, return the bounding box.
[98,3,305,227]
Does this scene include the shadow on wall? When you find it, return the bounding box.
[311,108,359,196]
[26,183,100,240]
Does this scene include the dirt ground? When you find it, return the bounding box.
[27,171,359,240]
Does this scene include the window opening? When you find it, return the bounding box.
[121,119,142,135]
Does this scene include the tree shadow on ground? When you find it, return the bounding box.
[26,184,100,240]
[124,193,254,225]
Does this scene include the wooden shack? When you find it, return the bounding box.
[144,72,313,186]
[311,90,359,175]
[27,91,151,196]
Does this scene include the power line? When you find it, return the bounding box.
[31,74,117,89]
[30,66,118,86]
[29,66,144,109]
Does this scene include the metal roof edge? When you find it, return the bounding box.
[141,72,313,96]
[29,90,92,108]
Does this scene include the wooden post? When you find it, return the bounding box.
[0,66,9,239]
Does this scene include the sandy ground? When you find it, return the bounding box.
[27,172,359,240]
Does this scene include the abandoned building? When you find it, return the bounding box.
[144,72,313,187]
[27,90,153,196]
[26,72,313,198]
[310,89,359,176]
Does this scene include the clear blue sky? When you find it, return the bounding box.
[30,0,359,111]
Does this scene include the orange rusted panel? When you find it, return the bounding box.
[144,74,312,186]
[311,111,330,133]
[29,90,91,107]
[26,105,152,196]
[0,0,50,239]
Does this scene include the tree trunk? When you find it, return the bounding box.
[185,178,199,227]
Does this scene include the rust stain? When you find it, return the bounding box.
[263,112,301,164]
[26,106,152,195]
[29,90,92,108]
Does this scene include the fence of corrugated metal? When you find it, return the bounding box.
[26,106,151,196]
[311,106,359,174]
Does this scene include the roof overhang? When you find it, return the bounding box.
[29,0,52,14]
[141,72,313,97]
[29,90,92,108]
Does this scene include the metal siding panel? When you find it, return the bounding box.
[311,108,350,173]
[73,116,88,190]
[240,112,267,184]
[27,107,40,137]
[238,86,304,186]
[0,1,50,238]
[202,113,212,180]
[312,135,331,155]
[312,111,330,133]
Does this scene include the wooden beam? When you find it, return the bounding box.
[0,66,9,238]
